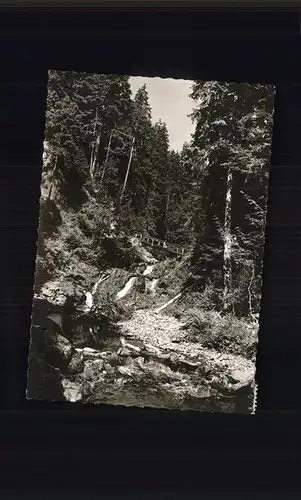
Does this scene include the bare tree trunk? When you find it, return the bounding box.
[248,263,255,319]
[120,136,135,201]
[223,166,233,313]
[92,135,100,174]
[89,142,95,184]
[101,130,113,183]
[89,107,99,186]
[47,154,59,201]
[165,185,171,238]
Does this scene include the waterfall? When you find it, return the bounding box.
[143,264,154,277]
[116,277,137,300]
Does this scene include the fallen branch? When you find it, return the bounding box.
[92,274,110,295]
[154,293,183,314]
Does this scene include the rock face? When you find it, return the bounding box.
[27,352,65,402]
[48,333,75,369]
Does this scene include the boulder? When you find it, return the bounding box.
[125,357,134,366]
[82,347,103,359]
[228,368,253,388]
[124,342,141,354]
[106,352,121,366]
[68,350,85,375]
[39,280,71,307]
[136,356,145,369]
[189,386,212,399]
[117,365,135,377]
[118,347,132,357]
[155,352,171,361]
[61,379,83,403]
[47,333,75,370]
[26,353,65,402]
[170,353,179,364]
[82,359,104,381]
[104,363,115,374]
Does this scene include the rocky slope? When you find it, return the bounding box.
[27,242,257,413]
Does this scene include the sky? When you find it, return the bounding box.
[130,76,195,152]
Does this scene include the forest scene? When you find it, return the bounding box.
[27,70,275,413]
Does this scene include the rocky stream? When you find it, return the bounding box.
[27,242,256,413]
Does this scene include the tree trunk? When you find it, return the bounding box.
[248,263,255,319]
[101,130,113,183]
[223,166,233,313]
[89,142,95,184]
[120,136,135,201]
[89,107,99,186]
[92,135,100,173]
[164,185,171,238]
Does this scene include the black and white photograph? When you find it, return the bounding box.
[26,70,275,413]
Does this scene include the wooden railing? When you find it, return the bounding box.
[135,234,185,256]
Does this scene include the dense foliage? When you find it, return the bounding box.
[41,71,274,320]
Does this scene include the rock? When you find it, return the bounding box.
[40,279,77,307]
[68,350,85,374]
[181,359,200,368]
[124,342,141,354]
[125,357,134,366]
[209,375,220,389]
[192,387,212,399]
[82,347,103,360]
[61,379,82,402]
[143,344,161,356]
[156,352,171,361]
[136,356,145,369]
[170,353,179,364]
[106,352,121,366]
[104,363,114,374]
[115,378,125,388]
[118,347,132,357]
[117,366,135,377]
[83,359,103,380]
[83,347,99,354]
[228,368,254,388]
[48,333,74,370]
[26,352,64,402]
[126,338,144,350]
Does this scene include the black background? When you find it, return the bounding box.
[1,1,301,495]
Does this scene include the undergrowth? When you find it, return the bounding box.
[183,309,258,359]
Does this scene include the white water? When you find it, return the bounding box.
[84,274,110,312]
[85,292,93,310]
[117,277,137,300]
[117,264,155,300]
[144,264,157,294]
[150,278,158,294]
[143,264,154,276]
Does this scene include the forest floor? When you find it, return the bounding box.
[119,309,254,384]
